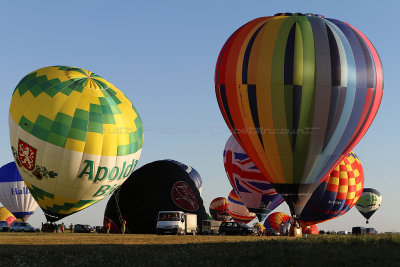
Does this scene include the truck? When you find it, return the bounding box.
[156,211,197,235]
[201,220,222,235]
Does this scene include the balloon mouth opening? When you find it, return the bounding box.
[274,13,325,18]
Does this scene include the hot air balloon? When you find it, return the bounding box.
[355,188,382,224]
[227,190,256,224]
[224,135,283,221]
[215,13,383,218]
[166,160,202,194]
[302,224,318,235]
[104,160,207,234]
[300,151,364,226]
[264,212,292,232]
[0,162,38,222]
[0,207,17,226]
[9,66,143,222]
[210,197,231,221]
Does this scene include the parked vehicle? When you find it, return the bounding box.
[0,221,9,232]
[352,226,368,235]
[10,222,35,232]
[337,231,349,235]
[74,224,93,233]
[41,222,57,233]
[218,221,257,236]
[201,220,222,235]
[156,211,197,235]
[367,227,378,234]
[95,226,105,233]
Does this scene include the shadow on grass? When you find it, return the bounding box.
[1,237,399,266]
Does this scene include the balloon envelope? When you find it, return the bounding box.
[215,13,383,216]
[104,160,207,233]
[227,190,256,224]
[210,197,231,221]
[224,135,283,221]
[302,224,318,235]
[9,66,143,222]
[355,188,382,223]
[264,212,292,232]
[0,162,38,222]
[0,206,17,226]
[166,160,202,194]
[300,151,364,226]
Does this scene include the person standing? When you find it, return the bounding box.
[279,222,285,236]
[70,223,74,233]
[122,220,127,234]
[61,222,65,233]
[106,220,111,234]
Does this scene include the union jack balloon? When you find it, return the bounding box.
[223,135,283,221]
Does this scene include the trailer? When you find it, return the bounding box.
[201,220,222,235]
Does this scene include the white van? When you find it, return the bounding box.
[156,211,197,235]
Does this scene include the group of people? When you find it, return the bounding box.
[279,219,301,236]
[40,219,128,234]
[104,219,127,234]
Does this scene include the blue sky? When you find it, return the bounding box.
[1,0,399,232]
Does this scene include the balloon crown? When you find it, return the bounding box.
[274,12,325,18]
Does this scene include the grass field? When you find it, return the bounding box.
[0,233,399,266]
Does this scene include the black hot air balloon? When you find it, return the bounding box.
[104,160,207,233]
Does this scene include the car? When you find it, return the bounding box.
[367,227,378,234]
[41,222,57,233]
[0,221,9,232]
[337,231,349,235]
[95,226,105,233]
[352,226,367,235]
[10,222,35,232]
[219,222,257,236]
[74,224,93,233]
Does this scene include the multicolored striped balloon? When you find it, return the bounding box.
[302,224,318,235]
[224,135,283,221]
[264,212,292,231]
[356,188,382,224]
[0,207,17,226]
[227,190,256,224]
[9,66,143,222]
[215,13,383,216]
[209,197,231,221]
[300,151,364,226]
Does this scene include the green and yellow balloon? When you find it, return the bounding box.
[9,66,143,222]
